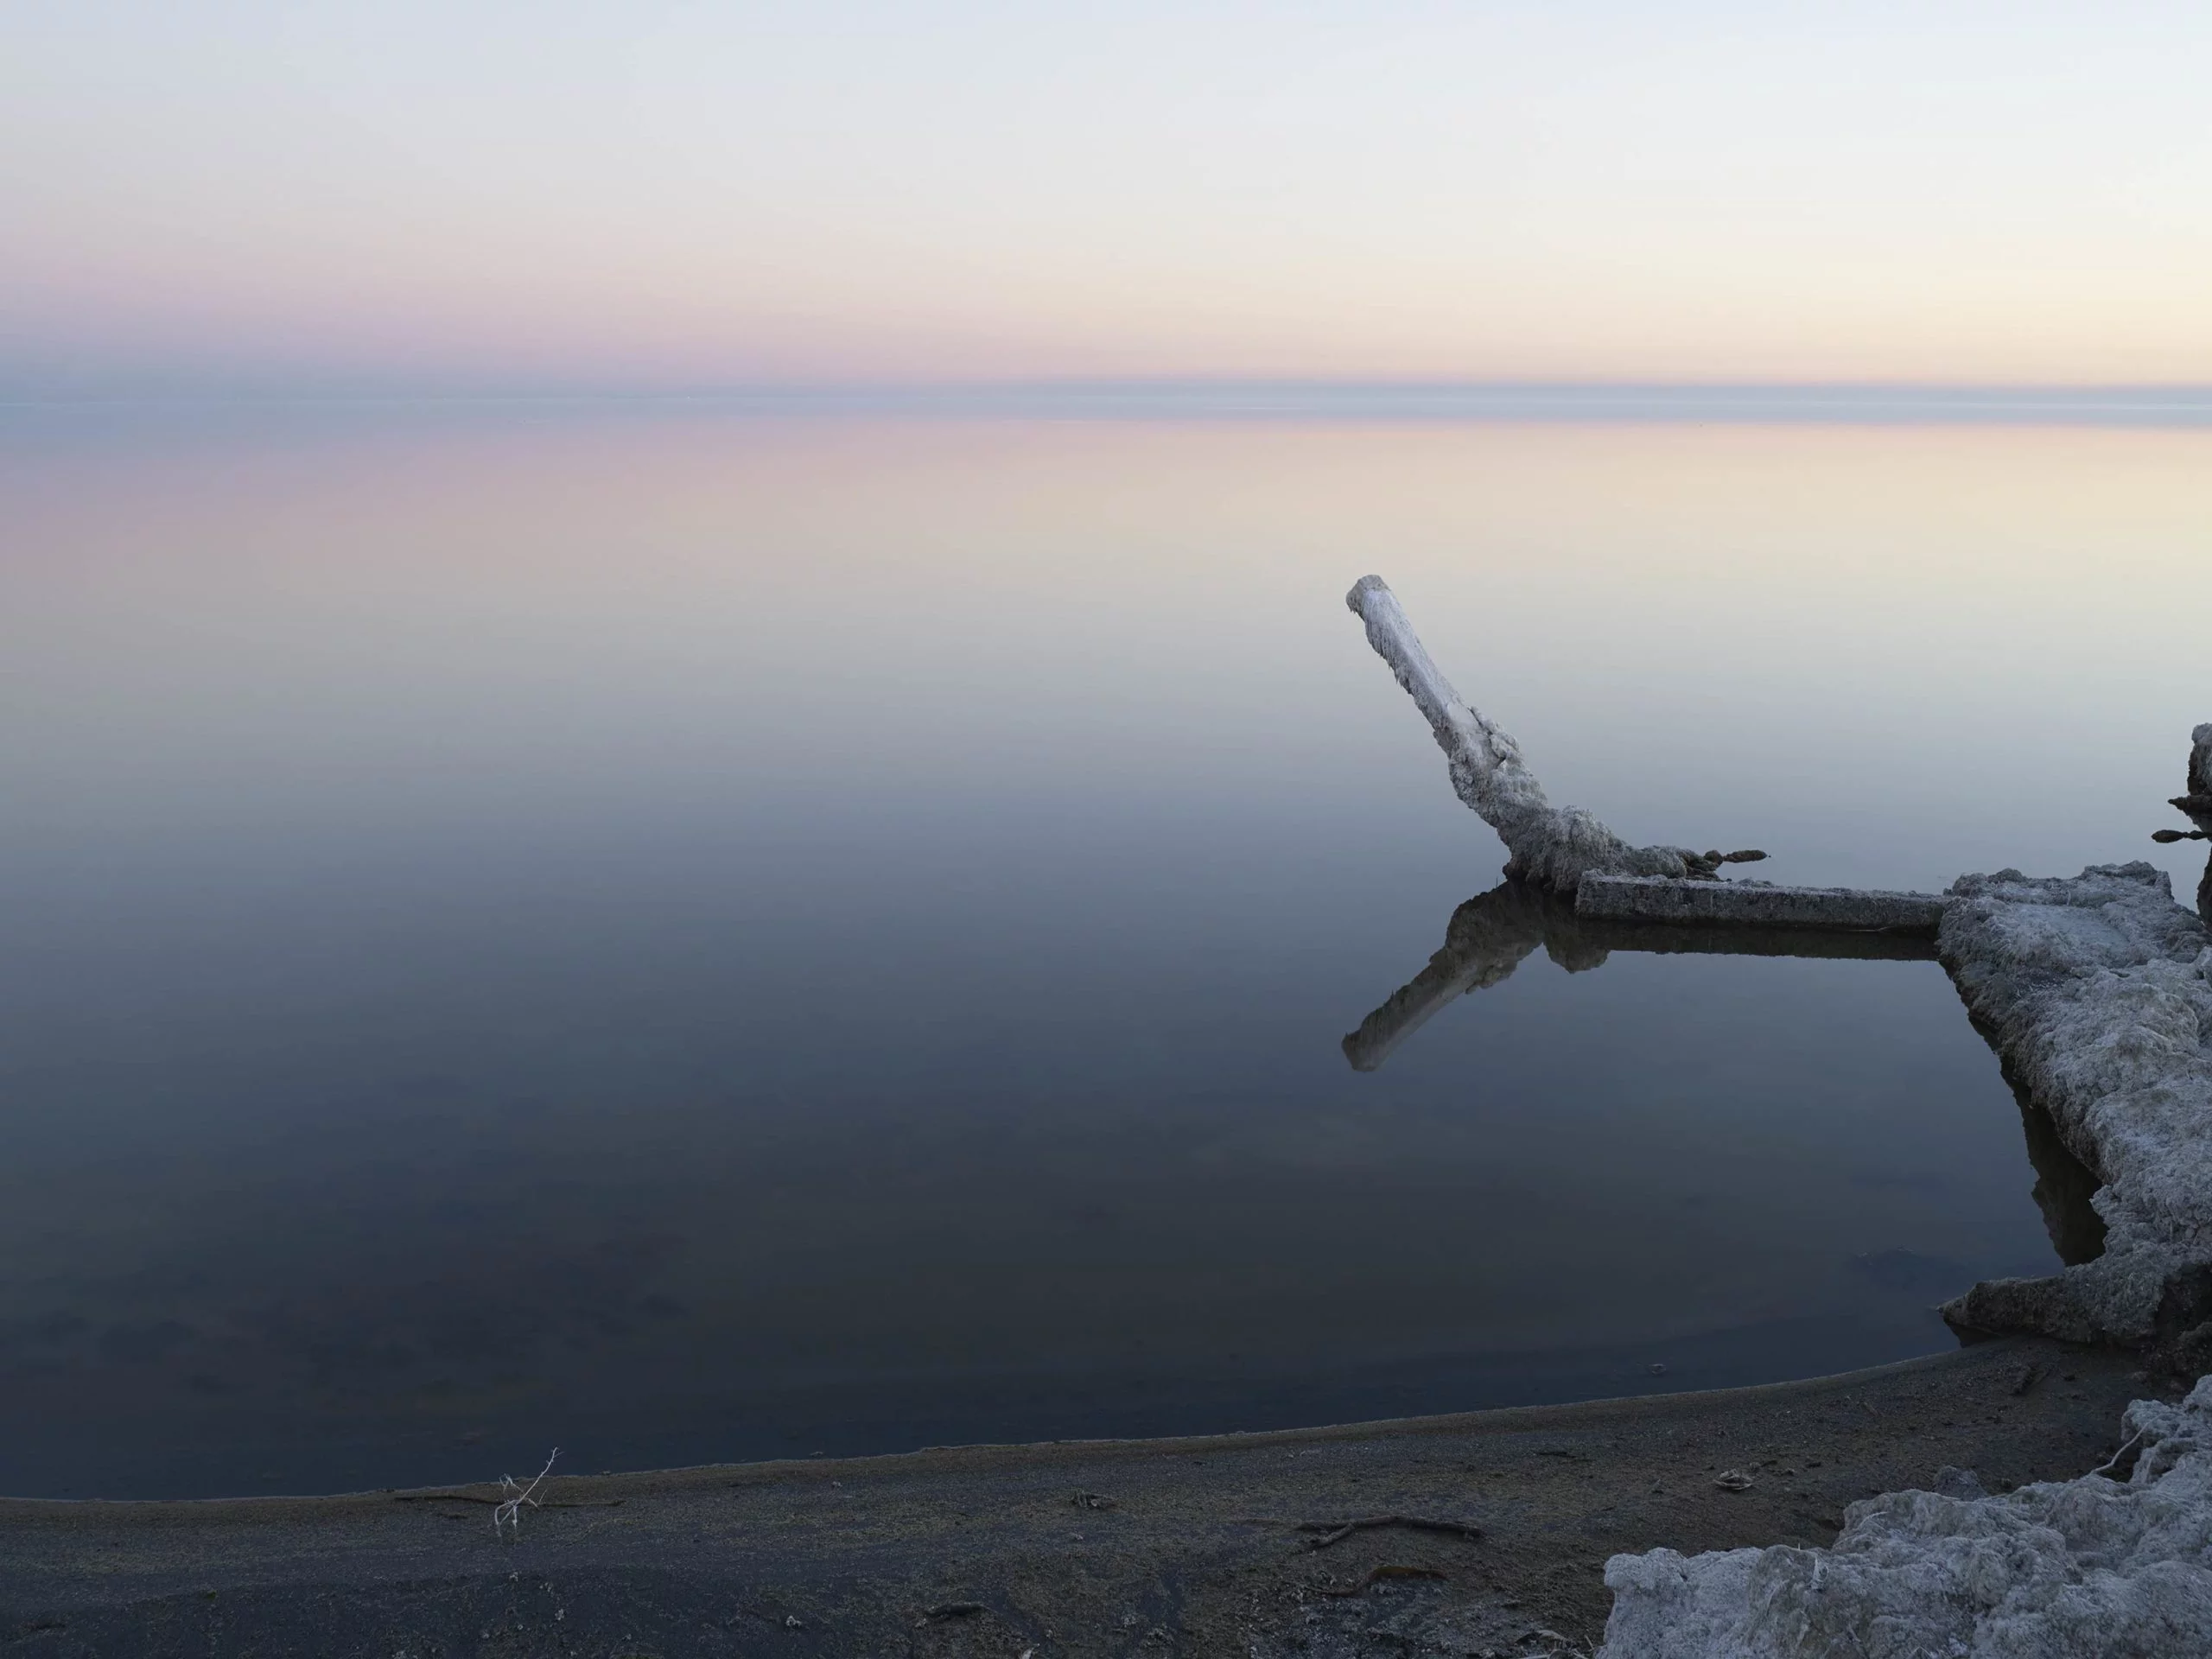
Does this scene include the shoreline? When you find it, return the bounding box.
[0,1335,2162,1657]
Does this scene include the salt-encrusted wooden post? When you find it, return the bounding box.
[1345,575,1762,892]
[2152,721,2212,923]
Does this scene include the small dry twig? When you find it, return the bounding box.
[2094,1430,2151,1481]
[493,1447,560,1539]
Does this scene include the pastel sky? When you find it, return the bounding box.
[5,0,2210,391]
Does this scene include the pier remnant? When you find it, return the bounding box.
[1347,575,2212,1341]
[1347,577,2212,1654]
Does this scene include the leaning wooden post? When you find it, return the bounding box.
[1345,575,1761,892]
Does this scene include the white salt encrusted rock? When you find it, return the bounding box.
[1599,1376,2212,1658]
[1936,863,2212,1345]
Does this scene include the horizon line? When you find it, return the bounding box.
[7,377,2212,429]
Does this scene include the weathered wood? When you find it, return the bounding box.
[2183,722,2212,815]
[2167,722,2212,923]
[1345,575,1763,892]
[1574,874,1946,935]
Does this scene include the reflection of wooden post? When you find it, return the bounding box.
[1344,880,1938,1072]
[1346,576,1762,892]
[1340,884,1554,1072]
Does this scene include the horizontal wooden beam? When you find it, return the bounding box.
[1574,874,1946,935]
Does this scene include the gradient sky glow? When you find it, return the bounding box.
[5,1,2211,391]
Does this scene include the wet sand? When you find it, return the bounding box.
[0,1335,2161,1657]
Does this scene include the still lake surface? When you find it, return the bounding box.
[3,404,2207,1497]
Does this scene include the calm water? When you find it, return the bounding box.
[3,406,2207,1497]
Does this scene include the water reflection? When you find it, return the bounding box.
[1348,880,2110,1274]
[1344,879,1936,1072]
[2009,1072,2108,1268]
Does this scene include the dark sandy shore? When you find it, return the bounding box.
[0,1336,2160,1658]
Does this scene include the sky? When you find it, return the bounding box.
[4,0,2211,393]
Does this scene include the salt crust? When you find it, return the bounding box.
[1938,863,2212,1346]
[1345,575,1725,891]
[1599,1377,2212,1658]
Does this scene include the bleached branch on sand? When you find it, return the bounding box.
[1344,575,1763,892]
[493,1447,559,1540]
